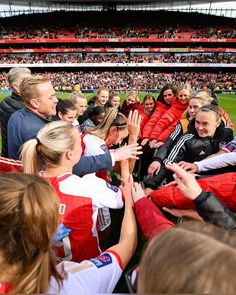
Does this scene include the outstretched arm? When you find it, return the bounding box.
[106,175,137,269]
[73,144,142,176]
[132,182,174,241]
[127,110,142,173]
[166,162,236,230]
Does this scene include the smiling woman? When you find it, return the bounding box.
[195,105,221,138]
[144,104,233,192]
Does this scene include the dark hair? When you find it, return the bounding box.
[198,104,222,120]
[157,84,176,105]
[143,94,156,103]
[90,106,106,118]
[56,99,76,115]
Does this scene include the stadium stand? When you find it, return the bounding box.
[0,7,234,93]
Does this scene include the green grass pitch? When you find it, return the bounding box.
[0,91,235,133]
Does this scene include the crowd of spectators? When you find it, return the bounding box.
[0,53,235,64]
[0,70,235,92]
[0,11,235,41]
[1,24,235,40]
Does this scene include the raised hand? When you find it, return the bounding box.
[166,162,202,200]
[113,143,143,161]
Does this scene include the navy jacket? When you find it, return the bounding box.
[7,108,112,173]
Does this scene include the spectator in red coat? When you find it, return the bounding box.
[138,94,156,137]
[134,94,156,180]
[141,84,176,146]
[121,91,140,117]
[149,84,192,149]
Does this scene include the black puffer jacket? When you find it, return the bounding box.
[194,191,236,230]
[144,120,233,189]
[0,92,25,157]
[165,119,233,164]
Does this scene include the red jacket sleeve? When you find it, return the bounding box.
[150,100,187,141]
[138,105,150,138]
[150,172,236,212]
[133,197,174,241]
[142,102,169,139]
[150,108,177,140]
[220,107,234,130]
[157,119,179,142]
[0,157,23,173]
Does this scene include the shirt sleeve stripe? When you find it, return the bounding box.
[105,249,123,270]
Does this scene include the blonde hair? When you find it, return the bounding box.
[138,221,236,293]
[68,91,86,104]
[176,84,192,97]
[194,90,214,102]
[126,91,139,102]
[182,93,214,119]
[19,75,50,104]
[97,87,109,96]
[0,172,62,293]
[89,107,127,140]
[20,121,77,174]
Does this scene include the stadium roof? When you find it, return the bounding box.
[1,0,233,5]
[1,0,235,18]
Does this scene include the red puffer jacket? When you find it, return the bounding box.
[150,98,188,141]
[121,99,141,117]
[141,100,170,139]
[220,107,234,130]
[138,104,153,138]
[150,172,236,211]
[0,156,23,173]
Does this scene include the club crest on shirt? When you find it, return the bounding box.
[106,183,119,192]
[90,253,113,268]
[224,142,236,152]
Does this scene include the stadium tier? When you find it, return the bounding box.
[0,10,235,92]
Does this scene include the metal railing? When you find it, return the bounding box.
[0,6,235,18]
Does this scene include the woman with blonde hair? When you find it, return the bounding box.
[148,93,214,178]
[121,91,140,117]
[68,91,87,117]
[0,172,137,294]
[20,120,125,263]
[82,108,141,245]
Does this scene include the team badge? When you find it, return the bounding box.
[90,253,113,268]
